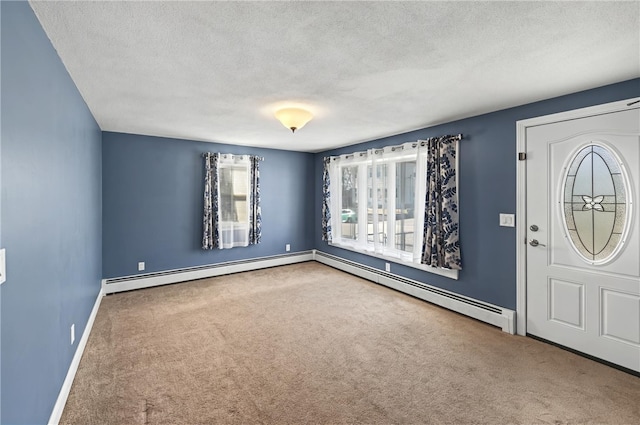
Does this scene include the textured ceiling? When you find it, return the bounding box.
[30,1,639,152]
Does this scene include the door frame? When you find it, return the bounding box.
[515,97,640,336]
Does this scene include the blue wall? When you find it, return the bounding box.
[0,2,103,424]
[102,132,315,278]
[1,1,637,421]
[314,78,640,310]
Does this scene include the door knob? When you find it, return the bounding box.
[529,239,546,247]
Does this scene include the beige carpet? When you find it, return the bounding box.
[61,262,640,424]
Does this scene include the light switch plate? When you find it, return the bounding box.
[499,213,515,227]
[0,249,6,284]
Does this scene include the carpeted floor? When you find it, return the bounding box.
[61,262,640,424]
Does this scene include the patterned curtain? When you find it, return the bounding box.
[421,135,462,269]
[202,152,221,249]
[321,157,332,242]
[248,155,262,245]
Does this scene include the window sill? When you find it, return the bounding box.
[328,242,459,280]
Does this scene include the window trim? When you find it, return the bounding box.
[328,241,459,279]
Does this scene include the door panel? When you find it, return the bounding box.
[601,289,640,346]
[526,107,640,372]
[548,278,584,330]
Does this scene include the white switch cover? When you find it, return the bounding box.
[285,244,291,252]
[0,249,5,284]
[385,263,391,272]
[499,214,515,227]
[138,262,145,271]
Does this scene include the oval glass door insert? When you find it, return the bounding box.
[562,143,629,264]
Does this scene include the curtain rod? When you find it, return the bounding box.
[202,152,265,161]
[332,134,463,158]
[386,133,463,153]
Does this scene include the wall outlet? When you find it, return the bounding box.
[138,261,145,271]
[499,213,515,227]
[70,324,75,345]
[0,248,5,285]
[385,263,390,272]
[285,244,291,252]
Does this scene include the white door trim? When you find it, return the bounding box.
[515,97,640,336]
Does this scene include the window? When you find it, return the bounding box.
[219,163,250,245]
[202,153,262,250]
[395,160,416,252]
[324,137,461,279]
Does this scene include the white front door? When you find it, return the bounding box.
[525,104,640,372]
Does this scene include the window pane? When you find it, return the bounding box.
[220,166,248,223]
[395,161,416,252]
[341,166,358,240]
[367,164,388,245]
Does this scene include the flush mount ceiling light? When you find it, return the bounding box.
[274,107,313,133]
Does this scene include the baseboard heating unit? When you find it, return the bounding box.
[102,249,514,334]
[103,251,314,294]
[313,250,515,334]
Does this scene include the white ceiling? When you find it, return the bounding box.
[30,1,639,153]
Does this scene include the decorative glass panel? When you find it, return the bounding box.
[562,144,629,263]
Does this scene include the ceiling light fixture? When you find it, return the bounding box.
[274,107,313,133]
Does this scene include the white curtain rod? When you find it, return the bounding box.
[202,152,265,161]
[332,134,463,160]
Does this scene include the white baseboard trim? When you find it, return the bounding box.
[48,287,104,425]
[313,250,516,334]
[102,251,315,294]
